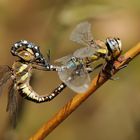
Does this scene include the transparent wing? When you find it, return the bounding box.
[73,46,97,58]
[70,21,94,47]
[6,81,18,128]
[55,54,72,65]
[58,63,91,93]
[0,65,12,95]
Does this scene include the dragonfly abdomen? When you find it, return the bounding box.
[17,83,48,103]
[17,82,66,103]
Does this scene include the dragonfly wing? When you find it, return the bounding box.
[73,46,97,58]
[6,81,18,128]
[55,55,72,65]
[0,65,12,95]
[70,21,94,47]
[58,65,91,93]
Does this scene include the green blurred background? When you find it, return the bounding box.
[0,0,140,140]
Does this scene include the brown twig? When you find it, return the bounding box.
[29,43,140,140]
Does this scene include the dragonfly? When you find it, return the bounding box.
[55,21,122,93]
[0,40,66,127]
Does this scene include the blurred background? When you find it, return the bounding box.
[0,0,140,140]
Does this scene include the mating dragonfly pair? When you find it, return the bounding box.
[0,21,122,126]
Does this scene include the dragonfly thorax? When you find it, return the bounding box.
[12,61,31,84]
[66,57,83,69]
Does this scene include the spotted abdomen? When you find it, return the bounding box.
[17,82,66,103]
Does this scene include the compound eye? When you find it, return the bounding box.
[110,39,117,46]
[117,39,122,51]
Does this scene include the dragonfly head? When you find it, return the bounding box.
[11,40,47,66]
[106,37,122,58]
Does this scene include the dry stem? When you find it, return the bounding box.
[29,43,140,140]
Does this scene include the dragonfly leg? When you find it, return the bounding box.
[96,61,117,83]
[85,63,103,84]
[86,63,103,73]
[93,63,103,71]
[107,57,132,80]
[46,49,51,63]
[117,57,132,70]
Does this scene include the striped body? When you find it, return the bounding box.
[12,61,66,103]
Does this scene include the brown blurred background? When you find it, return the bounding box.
[0,0,140,140]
